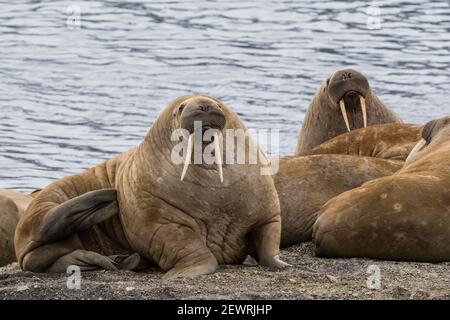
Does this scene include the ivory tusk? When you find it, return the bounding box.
[404,139,427,166]
[180,133,194,181]
[213,132,223,183]
[339,99,351,132]
[259,149,271,166]
[360,96,367,128]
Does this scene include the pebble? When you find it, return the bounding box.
[16,285,29,292]
[326,275,339,283]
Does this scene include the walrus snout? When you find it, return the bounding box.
[179,96,226,183]
[180,97,226,134]
[328,69,370,102]
[327,69,370,132]
[405,116,450,166]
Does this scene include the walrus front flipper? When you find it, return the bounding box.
[46,251,150,273]
[46,249,119,272]
[36,189,118,244]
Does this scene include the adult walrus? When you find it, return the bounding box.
[15,94,288,278]
[307,123,422,161]
[275,155,403,247]
[313,116,450,262]
[0,189,31,266]
[295,68,402,155]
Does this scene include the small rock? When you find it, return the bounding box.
[412,290,430,300]
[288,278,297,283]
[16,285,29,292]
[326,275,339,283]
[392,286,411,299]
[125,286,135,291]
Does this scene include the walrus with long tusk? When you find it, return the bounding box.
[313,115,450,262]
[307,123,423,161]
[274,155,403,247]
[14,94,288,278]
[0,189,32,266]
[295,68,402,155]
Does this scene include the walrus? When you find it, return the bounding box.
[295,68,402,155]
[313,115,450,262]
[274,155,403,247]
[15,94,288,278]
[307,123,423,161]
[0,189,31,266]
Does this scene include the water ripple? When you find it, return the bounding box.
[0,0,449,191]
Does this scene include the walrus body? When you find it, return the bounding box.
[274,155,403,247]
[296,68,402,155]
[313,116,450,262]
[308,123,422,161]
[0,189,31,266]
[15,95,287,278]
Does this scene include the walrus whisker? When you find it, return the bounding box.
[404,138,427,166]
[360,96,367,128]
[213,132,223,183]
[180,133,194,181]
[339,99,351,132]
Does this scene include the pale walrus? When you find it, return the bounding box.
[295,68,402,155]
[15,94,288,278]
[307,123,422,161]
[0,189,31,266]
[274,155,403,247]
[313,116,450,262]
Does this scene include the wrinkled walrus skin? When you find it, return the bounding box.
[274,155,403,248]
[15,95,288,278]
[295,68,402,155]
[0,189,31,266]
[313,116,450,262]
[307,123,423,161]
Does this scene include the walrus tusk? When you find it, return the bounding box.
[180,133,194,181]
[360,96,367,128]
[213,132,223,183]
[259,149,271,166]
[339,99,351,132]
[404,138,427,166]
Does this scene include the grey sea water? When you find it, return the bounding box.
[0,0,449,191]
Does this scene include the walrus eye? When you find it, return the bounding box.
[326,78,330,86]
[178,104,186,114]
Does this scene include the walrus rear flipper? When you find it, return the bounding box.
[35,188,118,244]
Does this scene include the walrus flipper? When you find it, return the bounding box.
[35,188,119,244]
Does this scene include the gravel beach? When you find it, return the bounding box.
[1,242,449,300]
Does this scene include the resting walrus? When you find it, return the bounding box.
[295,68,402,155]
[313,116,450,262]
[307,123,422,161]
[0,189,31,266]
[15,94,288,278]
[274,155,403,247]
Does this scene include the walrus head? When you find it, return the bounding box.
[173,96,227,182]
[405,116,450,165]
[327,68,370,132]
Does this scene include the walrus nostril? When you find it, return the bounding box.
[198,104,210,112]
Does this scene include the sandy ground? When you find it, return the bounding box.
[0,242,449,300]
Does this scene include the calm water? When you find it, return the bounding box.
[1,0,449,191]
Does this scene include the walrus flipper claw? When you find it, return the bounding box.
[36,188,119,243]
